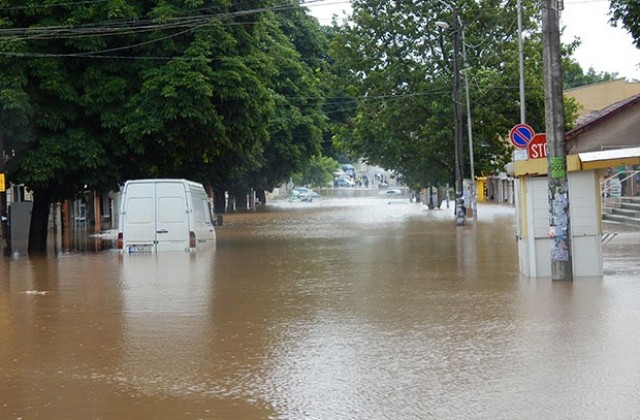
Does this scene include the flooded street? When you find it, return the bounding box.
[2,196,640,419]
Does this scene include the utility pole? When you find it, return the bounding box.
[452,9,465,226]
[517,0,526,123]
[462,30,476,221]
[0,127,9,256]
[542,0,573,280]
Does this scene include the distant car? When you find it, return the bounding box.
[290,187,320,201]
[342,164,355,173]
[291,187,318,196]
[378,188,402,196]
[335,178,355,187]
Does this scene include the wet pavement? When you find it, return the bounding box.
[1,197,640,419]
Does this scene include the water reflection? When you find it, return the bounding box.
[117,251,217,397]
[50,224,116,254]
[1,198,639,419]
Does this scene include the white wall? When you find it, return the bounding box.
[517,171,603,278]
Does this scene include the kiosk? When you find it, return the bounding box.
[507,146,640,278]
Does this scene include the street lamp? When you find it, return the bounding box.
[436,11,466,226]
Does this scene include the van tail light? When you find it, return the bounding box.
[117,232,123,250]
[189,231,196,248]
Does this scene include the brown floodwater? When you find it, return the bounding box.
[1,196,640,419]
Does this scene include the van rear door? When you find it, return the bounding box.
[155,181,190,252]
[122,182,156,253]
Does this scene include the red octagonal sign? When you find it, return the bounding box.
[527,133,547,159]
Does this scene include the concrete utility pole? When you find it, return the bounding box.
[542,0,573,281]
[462,31,477,221]
[436,1,467,225]
[452,9,465,226]
[517,0,526,124]
[0,128,9,257]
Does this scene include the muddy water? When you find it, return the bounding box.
[1,197,640,419]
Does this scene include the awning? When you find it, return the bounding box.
[508,146,640,177]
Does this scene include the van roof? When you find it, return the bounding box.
[123,178,206,190]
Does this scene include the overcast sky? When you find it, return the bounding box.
[561,0,640,80]
[306,0,640,81]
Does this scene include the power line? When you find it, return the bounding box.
[0,0,110,10]
[0,4,294,57]
[0,1,338,57]
[5,0,334,42]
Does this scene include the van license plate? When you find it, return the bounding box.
[128,245,153,254]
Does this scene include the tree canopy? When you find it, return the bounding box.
[610,0,640,51]
[0,0,328,250]
[328,0,583,190]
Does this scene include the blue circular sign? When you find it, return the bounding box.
[509,123,534,149]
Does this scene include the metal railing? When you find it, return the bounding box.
[602,231,618,245]
[600,170,640,240]
[600,169,639,200]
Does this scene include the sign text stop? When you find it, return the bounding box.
[527,133,547,159]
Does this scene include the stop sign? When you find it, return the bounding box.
[527,133,547,159]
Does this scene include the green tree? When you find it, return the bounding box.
[317,25,358,162]
[238,2,328,206]
[128,7,276,212]
[328,0,579,190]
[610,0,640,51]
[291,155,340,188]
[564,65,619,89]
[1,0,145,251]
[1,0,335,249]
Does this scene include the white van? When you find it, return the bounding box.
[118,179,216,253]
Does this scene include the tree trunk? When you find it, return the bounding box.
[213,190,226,214]
[256,190,266,205]
[28,190,51,254]
[234,191,247,210]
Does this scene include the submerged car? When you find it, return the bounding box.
[335,178,355,187]
[378,188,402,196]
[289,187,321,202]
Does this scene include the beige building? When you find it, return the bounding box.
[565,78,640,119]
[566,93,640,154]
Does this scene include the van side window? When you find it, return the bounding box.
[158,197,186,223]
[202,199,213,224]
[126,197,153,223]
[193,198,205,224]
